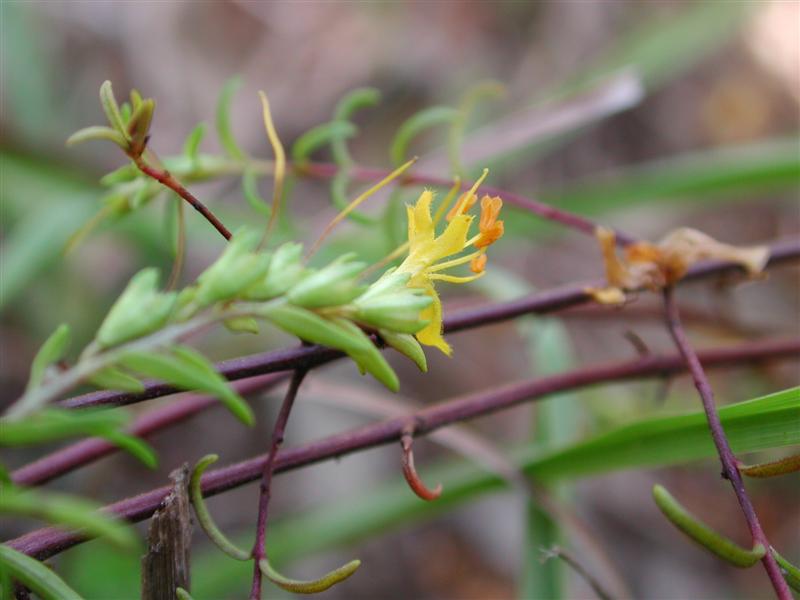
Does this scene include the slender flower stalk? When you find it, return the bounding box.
[663,288,791,600]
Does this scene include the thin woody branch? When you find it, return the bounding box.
[8,337,798,562]
[14,338,798,490]
[249,369,307,599]
[54,236,800,412]
[133,156,232,241]
[662,288,791,600]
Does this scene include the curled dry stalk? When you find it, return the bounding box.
[400,422,443,501]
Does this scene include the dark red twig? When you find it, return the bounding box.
[663,288,791,600]
[249,369,307,599]
[8,337,798,562]
[12,373,288,486]
[54,236,800,412]
[15,337,798,491]
[400,422,442,501]
[133,157,232,241]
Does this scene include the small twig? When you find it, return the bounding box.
[400,423,442,501]
[132,153,232,241]
[249,369,307,599]
[540,546,614,600]
[662,287,791,600]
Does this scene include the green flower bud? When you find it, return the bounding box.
[243,242,306,300]
[357,270,410,302]
[287,255,366,308]
[193,228,271,309]
[224,317,260,335]
[353,288,432,333]
[96,268,177,348]
[379,329,427,372]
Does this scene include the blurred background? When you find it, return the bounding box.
[2,1,799,598]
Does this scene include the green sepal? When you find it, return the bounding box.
[379,330,428,372]
[243,242,306,300]
[224,317,260,335]
[192,228,272,309]
[353,292,432,333]
[287,255,366,309]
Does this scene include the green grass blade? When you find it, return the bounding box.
[191,387,799,597]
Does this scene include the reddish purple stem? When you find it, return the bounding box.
[663,288,791,600]
[249,369,307,599]
[54,236,800,412]
[7,337,798,562]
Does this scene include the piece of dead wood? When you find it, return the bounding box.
[141,465,192,600]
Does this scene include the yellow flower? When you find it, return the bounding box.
[395,185,503,356]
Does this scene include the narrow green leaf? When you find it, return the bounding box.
[25,323,71,392]
[291,120,357,164]
[101,429,158,469]
[66,126,128,149]
[183,123,206,162]
[260,558,360,594]
[241,168,270,217]
[0,408,156,467]
[333,318,399,392]
[331,87,381,166]
[529,387,800,481]
[0,546,83,600]
[99,80,128,138]
[772,549,800,592]
[740,454,800,478]
[216,77,245,160]
[0,485,138,549]
[89,366,145,393]
[176,588,194,600]
[652,484,765,567]
[330,169,377,225]
[390,105,459,166]
[119,348,254,426]
[0,409,128,446]
[189,455,250,561]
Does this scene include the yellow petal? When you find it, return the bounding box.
[414,283,451,356]
[432,214,473,262]
[411,190,436,245]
